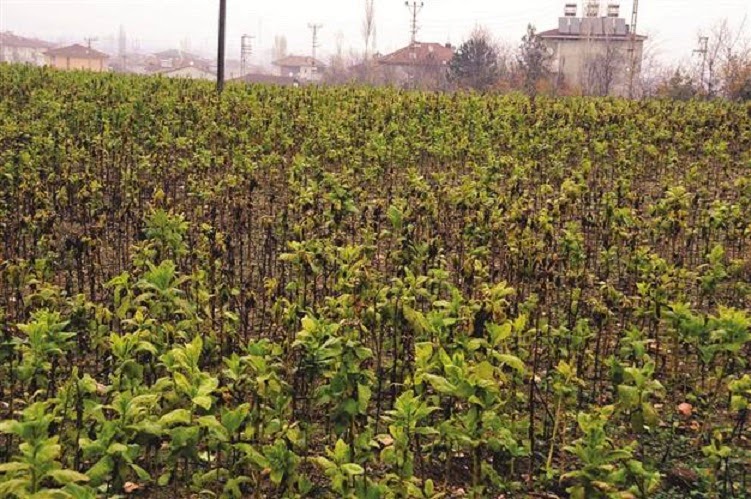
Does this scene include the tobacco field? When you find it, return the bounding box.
[0,65,750,498]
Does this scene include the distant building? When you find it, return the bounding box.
[149,49,210,73]
[0,31,52,66]
[45,44,109,72]
[539,2,647,96]
[109,52,151,75]
[376,42,454,89]
[272,55,326,82]
[159,64,215,81]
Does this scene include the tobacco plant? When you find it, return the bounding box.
[0,65,750,497]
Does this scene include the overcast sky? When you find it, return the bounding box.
[1,0,749,64]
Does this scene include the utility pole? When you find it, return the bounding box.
[404,1,424,44]
[308,23,323,66]
[694,36,709,91]
[241,34,255,76]
[627,0,640,98]
[84,37,98,50]
[217,0,227,93]
[118,25,127,70]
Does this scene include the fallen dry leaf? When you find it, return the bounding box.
[376,435,394,447]
[677,402,693,417]
[123,482,141,494]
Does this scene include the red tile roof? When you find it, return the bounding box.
[378,42,454,67]
[0,31,53,49]
[273,55,326,68]
[45,44,109,59]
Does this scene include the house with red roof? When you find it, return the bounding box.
[376,41,454,89]
[45,44,109,72]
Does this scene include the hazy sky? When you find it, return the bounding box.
[1,0,749,64]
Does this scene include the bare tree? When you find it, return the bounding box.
[635,35,666,97]
[695,18,750,97]
[583,42,626,96]
[327,38,360,85]
[362,0,377,60]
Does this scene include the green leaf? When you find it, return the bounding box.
[173,372,192,395]
[192,395,213,410]
[130,464,151,481]
[423,374,456,395]
[85,456,113,484]
[270,470,284,485]
[0,479,28,497]
[312,456,335,471]
[62,483,98,499]
[106,443,129,455]
[158,471,172,487]
[403,306,430,335]
[617,385,639,407]
[47,469,91,484]
[341,463,364,476]
[0,462,30,473]
[197,376,219,397]
[0,420,22,436]
[496,354,525,373]
[357,383,372,413]
[198,415,228,441]
[159,408,191,426]
[731,395,748,412]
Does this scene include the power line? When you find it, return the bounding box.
[241,33,254,76]
[308,23,322,65]
[694,35,709,90]
[118,25,127,68]
[627,0,640,98]
[405,1,424,44]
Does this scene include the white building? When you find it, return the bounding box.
[539,2,646,97]
[159,64,215,81]
[0,31,52,66]
[272,55,326,82]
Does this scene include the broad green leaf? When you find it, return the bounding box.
[47,469,91,484]
[0,462,30,473]
[193,395,213,410]
[341,463,364,476]
[159,408,191,426]
[496,354,525,373]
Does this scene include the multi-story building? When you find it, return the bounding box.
[539,2,646,96]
